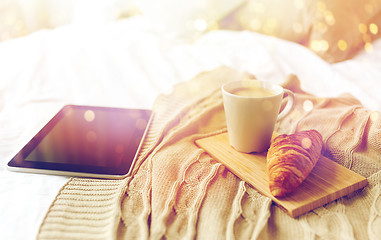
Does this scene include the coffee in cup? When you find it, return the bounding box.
[222,80,294,153]
[229,86,276,98]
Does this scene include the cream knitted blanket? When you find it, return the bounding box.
[38,67,381,240]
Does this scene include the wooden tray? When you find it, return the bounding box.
[195,132,368,218]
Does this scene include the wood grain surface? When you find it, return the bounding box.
[196,132,368,218]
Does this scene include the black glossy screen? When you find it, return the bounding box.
[9,105,151,175]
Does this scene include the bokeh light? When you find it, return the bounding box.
[369,23,379,35]
[311,40,329,52]
[338,40,348,51]
[194,19,208,31]
[324,11,335,26]
[292,22,303,34]
[317,1,326,11]
[301,137,312,150]
[114,144,124,154]
[316,22,328,34]
[294,0,304,10]
[359,23,368,34]
[84,110,95,122]
[365,42,374,52]
[250,19,262,31]
[252,2,265,13]
[263,18,278,35]
[370,111,380,121]
[303,100,314,112]
[86,131,97,142]
[136,118,148,130]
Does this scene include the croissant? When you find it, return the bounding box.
[266,130,323,197]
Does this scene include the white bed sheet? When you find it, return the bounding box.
[1,16,380,240]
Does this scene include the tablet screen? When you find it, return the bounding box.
[8,105,152,178]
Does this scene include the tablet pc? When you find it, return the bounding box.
[7,105,152,179]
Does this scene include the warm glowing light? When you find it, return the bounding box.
[301,137,312,150]
[66,108,74,116]
[324,11,335,26]
[365,42,374,52]
[86,131,97,142]
[250,19,262,31]
[337,40,347,51]
[369,23,378,35]
[194,19,208,32]
[294,0,304,10]
[321,40,329,51]
[129,111,141,119]
[311,40,320,51]
[370,111,380,121]
[136,118,147,130]
[267,18,278,28]
[292,22,303,34]
[252,2,265,13]
[303,100,314,112]
[359,23,368,34]
[317,1,326,11]
[363,34,372,43]
[312,40,329,52]
[263,18,278,35]
[115,144,124,154]
[84,110,95,122]
[316,22,328,33]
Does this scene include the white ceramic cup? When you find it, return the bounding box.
[222,80,294,153]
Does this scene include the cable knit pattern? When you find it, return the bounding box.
[38,67,381,240]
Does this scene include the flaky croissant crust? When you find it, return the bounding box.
[267,130,323,197]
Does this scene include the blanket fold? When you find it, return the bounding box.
[38,67,381,240]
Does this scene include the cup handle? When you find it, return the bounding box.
[277,89,294,121]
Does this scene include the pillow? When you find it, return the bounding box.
[133,0,244,41]
[219,0,381,63]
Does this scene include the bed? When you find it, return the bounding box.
[1,1,381,239]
